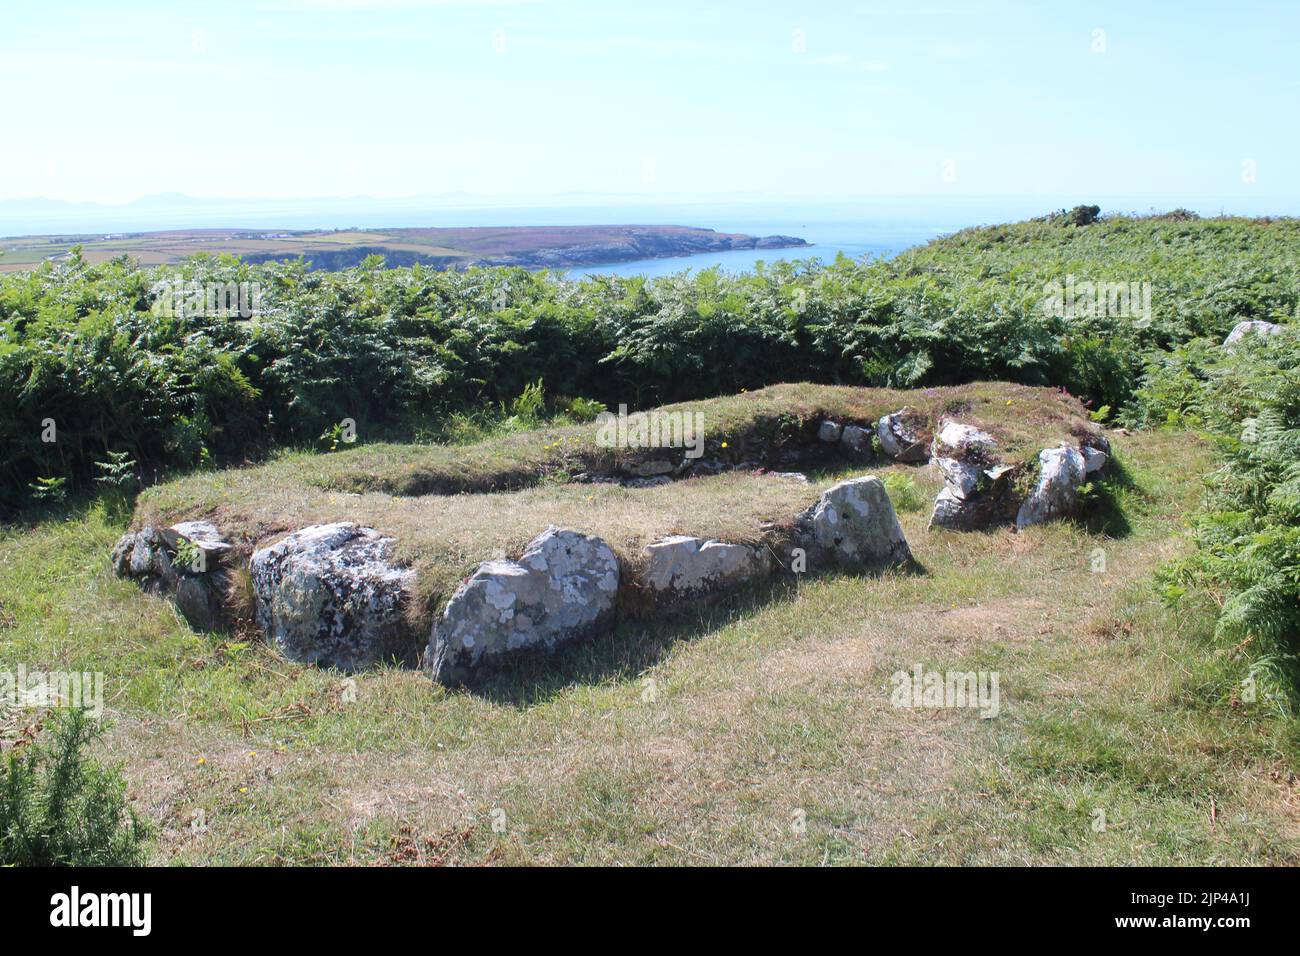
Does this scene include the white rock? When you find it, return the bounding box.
[429,526,619,685]
[934,420,995,456]
[1224,320,1284,350]
[818,420,844,443]
[877,409,929,462]
[935,457,983,500]
[1082,446,1108,475]
[642,536,769,595]
[1015,445,1087,529]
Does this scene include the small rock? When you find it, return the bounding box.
[840,424,873,455]
[175,575,227,632]
[623,475,673,489]
[877,409,930,462]
[688,458,728,476]
[112,525,176,592]
[429,527,620,686]
[642,536,770,597]
[818,420,844,443]
[766,471,810,483]
[933,420,995,457]
[1016,445,1087,529]
[799,476,913,567]
[1082,446,1108,475]
[627,458,675,478]
[1224,320,1284,350]
[934,457,984,500]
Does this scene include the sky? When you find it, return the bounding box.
[2,0,1298,204]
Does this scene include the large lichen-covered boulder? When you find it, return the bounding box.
[250,522,416,671]
[642,535,770,599]
[798,476,913,567]
[1016,445,1087,529]
[876,408,931,462]
[1223,320,1283,350]
[429,526,620,686]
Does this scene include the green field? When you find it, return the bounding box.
[2,210,1297,865]
[0,224,794,274]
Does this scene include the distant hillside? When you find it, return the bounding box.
[0,224,807,273]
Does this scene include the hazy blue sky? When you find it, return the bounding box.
[3,0,1297,203]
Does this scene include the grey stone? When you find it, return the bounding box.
[627,458,675,478]
[1224,320,1284,350]
[642,536,770,597]
[251,522,416,671]
[1082,445,1108,475]
[933,420,995,457]
[840,424,873,455]
[799,476,913,567]
[934,457,983,500]
[175,575,226,632]
[159,520,232,567]
[112,525,176,592]
[429,526,620,686]
[876,408,930,462]
[1016,445,1087,529]
[928,463,1023,531]
[818,420,844,443]
[624,475,673,488]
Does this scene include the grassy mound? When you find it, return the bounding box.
[128,380,1099,632]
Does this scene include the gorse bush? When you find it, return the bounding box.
[2,215,1298,511]
[0,709,150,866]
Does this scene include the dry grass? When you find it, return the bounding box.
[130,380,1095,630]
[137,380,1097,501]
[6,416,1298,865]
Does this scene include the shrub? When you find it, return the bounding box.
[882,473,927,513]
[1135,332,1300,706]
[0,709,150,866]
[3,214,1299,512]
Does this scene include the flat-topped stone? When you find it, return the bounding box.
[251,522,416,671]
[429,526,620,686]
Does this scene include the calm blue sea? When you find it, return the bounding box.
[558,212,957,277]
[5,195,1294,276]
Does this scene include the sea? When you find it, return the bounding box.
[3,195,1294,277]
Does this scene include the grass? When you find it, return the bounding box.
[139,380,1096,500]
[3,423,1297,864]
[129,380,1098,629]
